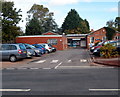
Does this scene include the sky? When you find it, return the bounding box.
[6,0,119,33]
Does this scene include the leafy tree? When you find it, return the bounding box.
[26,4,58,34]
[43,16,58,33]
[26,17,43,35]
[104,27,116,40]
[2,1,22,43]
[115,17,120,32]
[106,20,115,28]
[61,9,90,34]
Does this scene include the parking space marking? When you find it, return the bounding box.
[35,60,46,63]
[68,60,72,63]
[43,68,51,69]
[30,68,39,70]
[80,59,87,62]
[50,60,59,63]
[54,62,62,69]
[0,89,31,92]
[89,89,120,91]
[6,68,15,70]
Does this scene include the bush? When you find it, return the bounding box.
[100,43,118,58]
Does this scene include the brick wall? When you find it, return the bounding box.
[87,28,107,48]
[16,35,68,50]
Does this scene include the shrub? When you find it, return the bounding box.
[100,43,118,58]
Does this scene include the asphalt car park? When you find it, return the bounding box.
[1,48,110,70]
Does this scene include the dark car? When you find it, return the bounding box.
[22,43,41,57]
[32,44,46,54]
[0,44,27,62]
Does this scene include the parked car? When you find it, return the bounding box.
[39,43,52,53]
[0,44,27,62]
[32,44,46,54]
[93,40,120,56]
[22,43,41,57]
[48,44,56,52]
[90,42,104,52]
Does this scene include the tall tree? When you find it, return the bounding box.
[61,9,90,34]
[106,20,115,28]
[25,4,58,34]
[26,17,43,35]
[2,1,22,43]
[115,17,120,32]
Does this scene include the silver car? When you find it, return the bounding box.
[0,44,27,62]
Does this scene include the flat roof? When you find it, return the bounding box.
[17,35,63,38]
[67,34,88,37]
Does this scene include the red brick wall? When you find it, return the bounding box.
[87,28,106,48]
[16,36,67,50]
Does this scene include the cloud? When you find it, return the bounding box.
[109,7,118,12]
[48,0,79,6]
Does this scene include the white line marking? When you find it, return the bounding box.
[43,68,51,69]
[55,62,62,69]
[50,60,59,63]
[68,60,72,63]
[30,68,39,70]
[0,89,31,92]
[80,59,87,62]
[89,89,120,91]
[57,66,114,69]
[17,68,27,70]
[6,68,15,70]
[35,60,46,63]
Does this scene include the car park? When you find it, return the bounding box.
[39,43,52,53]
[32,44,46,54]
[0,44,27,62]
[22,43,41,57]
[48,44,56,52]
[93,40,120,56]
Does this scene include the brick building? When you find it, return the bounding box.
[87,27,120,48]
[16,32,68,50]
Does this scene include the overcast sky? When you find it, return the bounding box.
[7,0,119,33]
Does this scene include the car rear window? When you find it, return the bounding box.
[19,44,26,49]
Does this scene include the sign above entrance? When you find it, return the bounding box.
[72,39,81,40]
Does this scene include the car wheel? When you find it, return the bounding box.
[9,55,17,62]
[46,50,49,54]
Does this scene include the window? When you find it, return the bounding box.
[9,45,17,50]
[19,44,26,49]
[115,36,120,40]
[90,37,94,43]
[102,37,106,41]
[47,39,57,45]
[1,45,10,50]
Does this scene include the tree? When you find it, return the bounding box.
[26,17,43,35]
[25,4,58,34]
[43,16,58,33]
[115,17,120,32]
[104,27,116,40]
[61,9,90,34]
[2,1,22,43]
[106,20,115,28]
